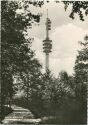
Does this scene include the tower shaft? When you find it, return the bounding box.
[45,53,49,71]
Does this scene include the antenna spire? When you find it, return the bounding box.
[47,9,49,18]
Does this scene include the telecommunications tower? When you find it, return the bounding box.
[43,10,52,72]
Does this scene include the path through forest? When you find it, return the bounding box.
[2,105,41,124]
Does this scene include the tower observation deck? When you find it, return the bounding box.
[43,10,52,72]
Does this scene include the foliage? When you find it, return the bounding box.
[30,0,88,21]
[63,1,88,21]
[74,35,88,99]
[1,1,42,121]
[13,66,87,123]
[74,35,88,123]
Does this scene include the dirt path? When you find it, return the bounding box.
[2,105,41,124]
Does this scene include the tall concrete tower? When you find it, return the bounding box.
[43,10,52,72]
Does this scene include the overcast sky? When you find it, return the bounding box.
[26,1,88,77]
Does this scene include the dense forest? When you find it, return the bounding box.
[1,1,88,124]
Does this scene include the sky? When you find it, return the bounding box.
[26,1,88,77]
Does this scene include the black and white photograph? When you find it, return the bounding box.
[1,0,88,124]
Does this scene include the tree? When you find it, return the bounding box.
[74,35,88,99]
[13,58,43,117]
[1,0,42,120]
[40,70,57,115]
[17,59,42,103]
[58,71,75,97]
[74,35,88,123]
